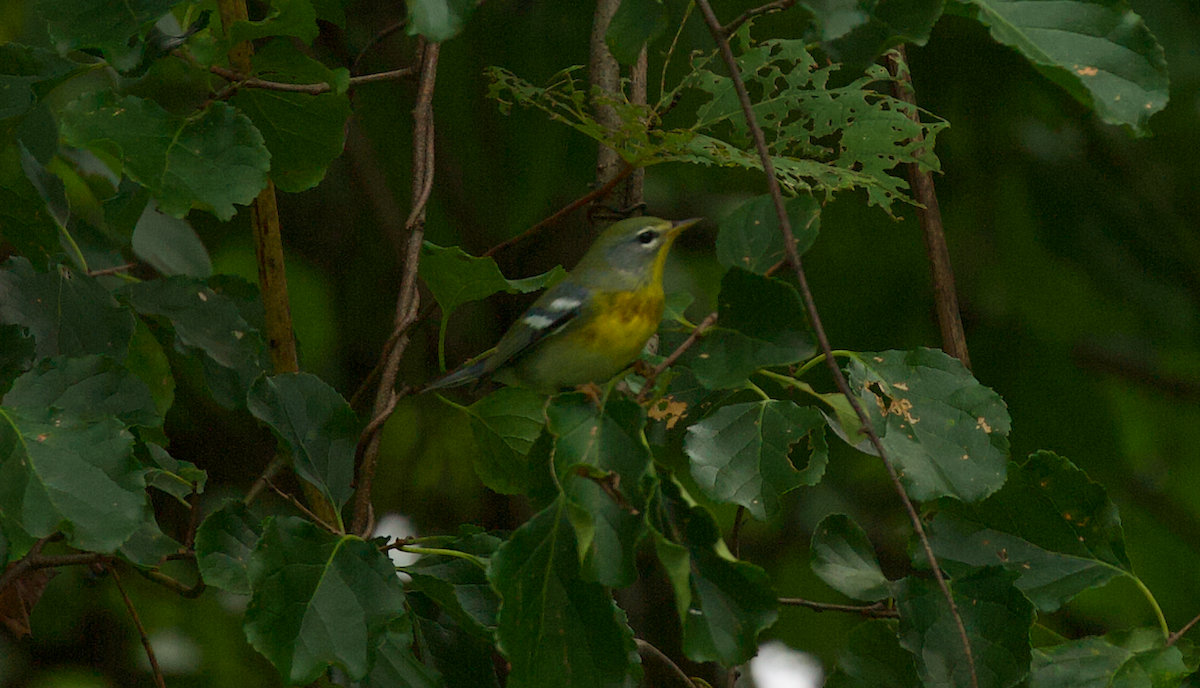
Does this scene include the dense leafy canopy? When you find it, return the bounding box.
[0,1,1194,688]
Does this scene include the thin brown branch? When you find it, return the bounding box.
[482,164,636,258]
[887,48,970,369]
[0,534,56,594]
[722,0,797,36]
[352,20,408,75]
[352,40,441,536]
[204,62,417,95]
[779,597,900,618]
[636,311,718,402]
[266,479,341,535]
[692,4,978,687]
[1168,611,1200,647]
[110,565,167,688]
[140,569,206,599]
[244,452,287,506]
[87,262,136,277]
[636,639,698,688]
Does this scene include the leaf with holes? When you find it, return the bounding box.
[685,399,827,520]
[845,348,1010,503]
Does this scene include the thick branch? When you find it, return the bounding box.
[692,4,978,687]
[590,0,624,192]
[887,48,971,369]
[352,40,440,535]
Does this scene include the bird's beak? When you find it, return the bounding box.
[668,217,702,237]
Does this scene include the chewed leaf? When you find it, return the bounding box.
[846,348,1010,503]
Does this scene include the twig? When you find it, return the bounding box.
[691,4,978,688]
[140,569,206,599]
[110,564,167,688]
[722,0,797,36]
[1168,611,1200,647]
[352,20,407,75]
[0,534,56,594]
[352,40,441,536]
[636,311,718,402]
[87,262,136,277]
[779,597,900,617]
[244,452,287,506]
[204,62,417,95]
[887,48,970,369]
[635,639,697,688]
[266,479,340,534]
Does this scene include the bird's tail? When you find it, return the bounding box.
[423,359,489,392]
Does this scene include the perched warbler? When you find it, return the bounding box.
[426,215,700,394]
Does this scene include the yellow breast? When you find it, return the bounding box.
[572,289,665,361]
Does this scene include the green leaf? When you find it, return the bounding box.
[0,324,35,395]
[123,275,269,408]
[0,44,90,121]
[59,92,270,221]
[547,393,653,587]
[124,319,175,420]
[131,204,212,278]
[487,497,641,688]
[195,500,262,595]
[685,399,827,520]
[827,619,921,688]
[419,242,566,319]
[690,267,816,389]
[245,516,406,683]
[812,0,946,74]
[650,475,779,665]
[0,257,135,361]
[716,193,820,275]
[846,348,1010,502]
[229,0,319,45]
[895,567,1034,688]
[950,0,1168,136]
[926,451,1132,612]
[364,621,445,688]
[1030,629,1193,688]
[119,509,183,567]
[410,598,501,688]
[675,31,947,211]
[4,355,158,427]
[0,406,146,553]
[405,0,477,43]
[402,527,503,638]
[811,514,890,602]
[0,144,61,269]
[246,373,360,515]
[606,0,668,65]
[143,443,206,504]
[229,40,352,193]
[463,387,546,495]
[37,0,178,58]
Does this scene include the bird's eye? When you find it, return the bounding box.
[637,230,657,245]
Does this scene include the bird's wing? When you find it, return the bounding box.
[484,279,591,373]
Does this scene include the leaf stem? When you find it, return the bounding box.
[397,546,488,570]
[1129,573,1170,640]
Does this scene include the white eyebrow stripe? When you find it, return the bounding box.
[524,314,555,329]
[547,297,582,311]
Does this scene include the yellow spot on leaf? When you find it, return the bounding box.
[1075,65,1099,76]
[893,382,909,391]
[198,292,208,301]
[976,417,992,433]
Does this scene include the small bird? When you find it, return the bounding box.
[426,216,700,395]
